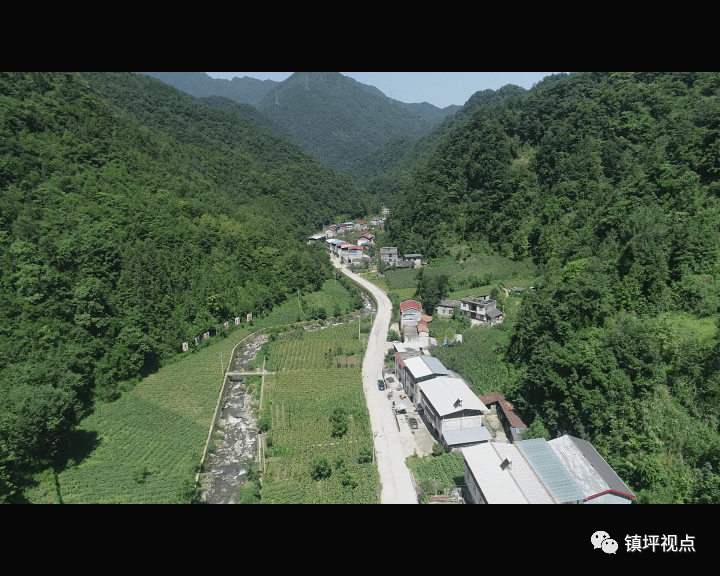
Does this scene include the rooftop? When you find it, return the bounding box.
[479,393,527,430]
[461,443,531,504]
[419,376,487,417]
[515,438,586,503]
[461,295,495,305]
[487,308,503,319]
[400,300,422,312]
[443,424,493,447]
[565,435,635,499]
[547,435,610,500]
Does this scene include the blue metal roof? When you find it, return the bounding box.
[421,356,449,375]
[515,438,586,503]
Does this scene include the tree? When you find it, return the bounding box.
[309,454,332,481]
[329,407,349,437]
[432,442,446,457]
[358,445,373,464]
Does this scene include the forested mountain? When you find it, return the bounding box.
[255,72,438,172]
[341,74,460,123]
[136,72,279,106]
[0,72,372,501]
[134,72,463,177]
[345,83,533,193]
[190,95,281,134]
[386,72,720,503]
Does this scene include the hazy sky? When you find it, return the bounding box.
[205,72,564,110]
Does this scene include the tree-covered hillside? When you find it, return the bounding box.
[136,72,278,106]
[386,72,720,503]
[0,72,371,501]
[255,72,436,172]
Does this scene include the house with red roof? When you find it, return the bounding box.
[479,392,527,443]
[400,300,423,331]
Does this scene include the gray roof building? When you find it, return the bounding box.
[548,435,635,502]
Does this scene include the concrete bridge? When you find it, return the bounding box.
[226,370,276,379]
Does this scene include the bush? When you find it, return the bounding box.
[341,469,359,489]
[309,454,332,481]
[330,407,349,438]
[358,445,373,464]
[243,457,260,484]
[387,330,400,342]
[432,443,446,457]
[238,481,261,504]
[257,411,271,433]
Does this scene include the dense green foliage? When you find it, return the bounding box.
[255,73,436,173]
[0,72,373,502]
[388,72,720,503]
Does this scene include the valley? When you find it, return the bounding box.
[2,71,720,505]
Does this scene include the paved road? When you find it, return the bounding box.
[332,258,417,504]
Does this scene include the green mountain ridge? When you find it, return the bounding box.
[385,71,720,503]
[255,72,438,172]
[0,72,373,501]
[136,72,279,106]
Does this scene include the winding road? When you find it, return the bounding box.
[332,258,418,504]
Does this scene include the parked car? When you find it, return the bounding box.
[384,374,399,390]
[378,379,385,390]
[408,418,418,430]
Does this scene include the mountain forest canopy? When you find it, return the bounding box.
[0,72,373,501]
[385,71,720,503]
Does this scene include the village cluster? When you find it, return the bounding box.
[310,213,636,504]
[391,299,635,504]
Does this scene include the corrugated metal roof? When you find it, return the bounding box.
[548,435,609,499]
[419,377,487,416]
[487,308,503,319]
[403,356,433,378]
[421,357,448,375]
[515,438,586,503]
[566,436,635,499]
[443,426,493,446]
[491,444,555,504]
[462,444,529,504]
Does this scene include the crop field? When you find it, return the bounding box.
[27,325,251,504]
[259,322,380,503]
[406,451,466,496]
[266,322,365,372]
[384,254,536,293]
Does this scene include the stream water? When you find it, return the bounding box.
[200,334,267,504]
[200,291,375,504]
